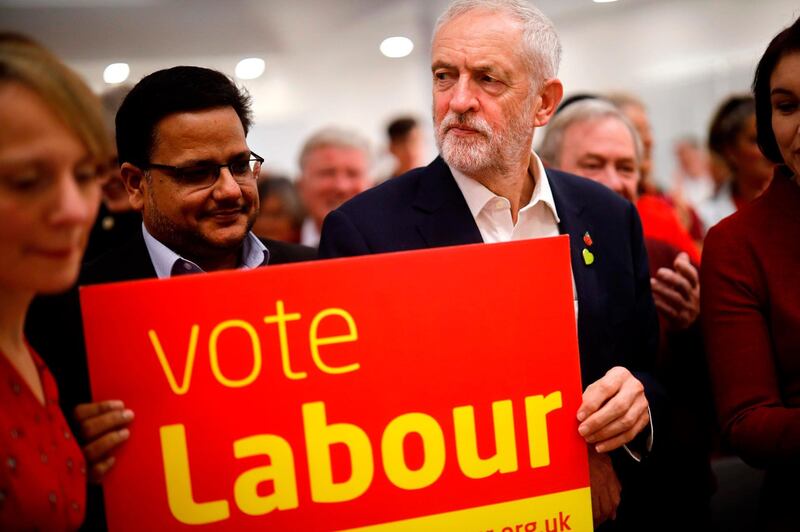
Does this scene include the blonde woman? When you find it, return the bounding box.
[0,34,111,529]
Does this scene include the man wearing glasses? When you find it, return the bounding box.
[113,65,314,277]
[26,66,314,529]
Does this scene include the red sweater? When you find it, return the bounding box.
[701,170,800,467]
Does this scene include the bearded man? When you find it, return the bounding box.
[319,1,660,529]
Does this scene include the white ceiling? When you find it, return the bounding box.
[0,0,653,63]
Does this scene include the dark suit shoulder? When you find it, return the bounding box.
[80,230,155,286]
[336,162,429,218]
[260,238,317,264]
[328,157,460,232]
[320,158,471,258]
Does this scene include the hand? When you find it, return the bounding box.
[588,446,621,526]
[650,252,700,331]
[577,367,649,452]
[73,400,134,483]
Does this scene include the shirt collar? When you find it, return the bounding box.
[450,152,560,223]
[300,218,320,248]
[141,223,269,279]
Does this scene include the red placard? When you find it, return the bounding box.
[81,236,591,531]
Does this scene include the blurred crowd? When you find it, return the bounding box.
[1,1,799,531]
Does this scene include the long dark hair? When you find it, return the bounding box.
[752,17,800,164]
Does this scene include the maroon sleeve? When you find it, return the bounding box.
[701,219,800,467]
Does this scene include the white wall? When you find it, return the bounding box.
[555,0,800,187]
[14,0,800,185]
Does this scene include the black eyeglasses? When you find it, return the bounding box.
[146,152,264,189]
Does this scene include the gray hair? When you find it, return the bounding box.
[298,126,372,171]
[538,98,644,166]
[605,91,646,112]
[433,0,562,87]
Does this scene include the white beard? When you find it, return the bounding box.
[435,99,534,176]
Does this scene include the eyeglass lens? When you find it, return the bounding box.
[178,159,261,187]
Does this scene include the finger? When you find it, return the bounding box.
[592,491,602,526]
[580,376,645,438]
[88,456,116,484]
[74,400,125,423]
[673,251,689,266]
[611,484,621,520]
[578,368,628,422]
[595,412,650,453]
[584,397,648,444]
[598,485,613,525]
[581,393,645,442]
[83,428,130,463]
[653,297,680,319]
[80,409,134,441]
[654,267,693,300]
[651,279,689,311]
[672,254,699,288]
[591,485,611,526]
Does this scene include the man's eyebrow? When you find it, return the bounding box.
[472,64,510,78]
[431,61,511,79]
[173,151,251,168]
[431,60,455,72]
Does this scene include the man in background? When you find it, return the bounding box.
[386,115,426,178]
[296,127,371,247]
[83,84,140,262]
[607,92,705,248]
[252,175,304,243]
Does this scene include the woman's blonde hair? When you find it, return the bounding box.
[0,33,113,164]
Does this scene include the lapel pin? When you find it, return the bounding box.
[583,231,593,247]
[582,248,595,266]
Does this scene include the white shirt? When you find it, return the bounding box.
[697,181,736,232]
[451,152,561,243]
[300,218,321,248]
[141,224,269,279]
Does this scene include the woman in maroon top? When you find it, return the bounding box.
[702,17,800,531]
[0,35,112,529]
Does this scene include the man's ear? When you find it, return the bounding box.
[120,162,146,212]
[533,78,564,128]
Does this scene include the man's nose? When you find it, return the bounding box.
[602,167,625,194]
[212,167,244,199]
[449,77,479,115]
[332,171,357,193]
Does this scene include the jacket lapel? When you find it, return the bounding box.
[413,157,483,248]
[547,169,598,359]
[120,228,159,281]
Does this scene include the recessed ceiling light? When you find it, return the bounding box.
[103,63,129,84]
[235,57,266,80]
[380,37,414,58]
[593,0,619,3]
